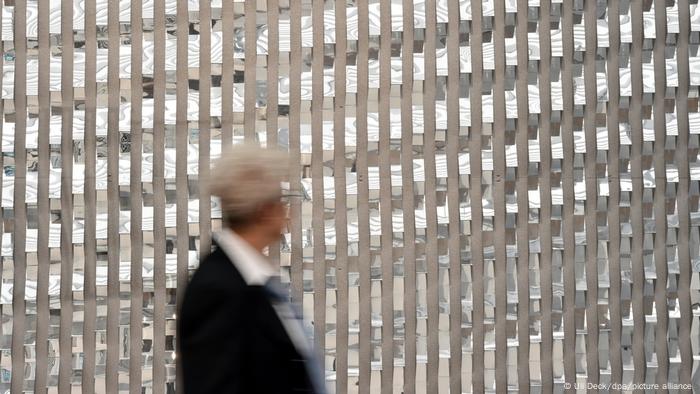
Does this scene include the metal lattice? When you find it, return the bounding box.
[2,0,699,392]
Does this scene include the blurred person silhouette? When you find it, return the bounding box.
[178,143,326,393]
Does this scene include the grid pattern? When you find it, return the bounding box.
[2,0,700,392]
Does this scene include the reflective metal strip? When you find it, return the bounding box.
[11,0,27,392]
[153,0,168,384]
[378,0,395,391]
[401,0,418,392]
[130,0,145,392]
[446,0,462,392]
[106,0,120,391]
[310,0,326,378]
[244,0,256,141]
[221,0,234,147]
[356,1,372,392]
[676,0,693,386]
[537,1,555,390]
[652,0,670,383]
[334,0,349,392]
[606,0,624,385]
[82,0,98,391]
[422,0,440,390]
[289,0,303,307]
[153,0,168,386]
[630,0,647,381]
[34,0,50,390]
[174,0,189,391]
[492,0,508,390]
[560,0,577,383]
[469,0,486,391]
[199,0,212,255]
[515,0,531,390]
[584,0,600,383]
[267,0,281,266]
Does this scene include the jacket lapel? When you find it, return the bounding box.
[213,238,306,356]
[246,284,302,353]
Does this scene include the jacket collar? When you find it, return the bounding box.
[212,228,277,286]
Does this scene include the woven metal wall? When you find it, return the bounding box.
[3,0,700,392]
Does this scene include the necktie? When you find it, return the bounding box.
[263,276,327,394]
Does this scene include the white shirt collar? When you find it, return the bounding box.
[213,228,277,285]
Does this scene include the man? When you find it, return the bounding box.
[178,143,326,393]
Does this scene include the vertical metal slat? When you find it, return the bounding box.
[629,0,648,382]
[446,0,463,392]
[469,0,486,391]
[355,1,372,392]
[560,0,577,383]
[515,0,531,390]
[130,0,145,391]
[378,0,395,391]
[675,0,693,386]
[33,0,50,389]
[606,0,624,386]
[334,1,349,392]
[583,0,600,384]
[652,0,670,384]
[400,0,417,392]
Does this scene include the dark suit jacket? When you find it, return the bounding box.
[178,246,317,393]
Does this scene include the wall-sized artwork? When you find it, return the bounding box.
[2,0,699,392]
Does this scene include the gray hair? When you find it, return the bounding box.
[207,143,290,227]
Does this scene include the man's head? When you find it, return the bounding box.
[207,143,292,250]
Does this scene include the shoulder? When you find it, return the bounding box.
[193,247,244,284]
[179,247,249,328]
[181,247,248,306]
